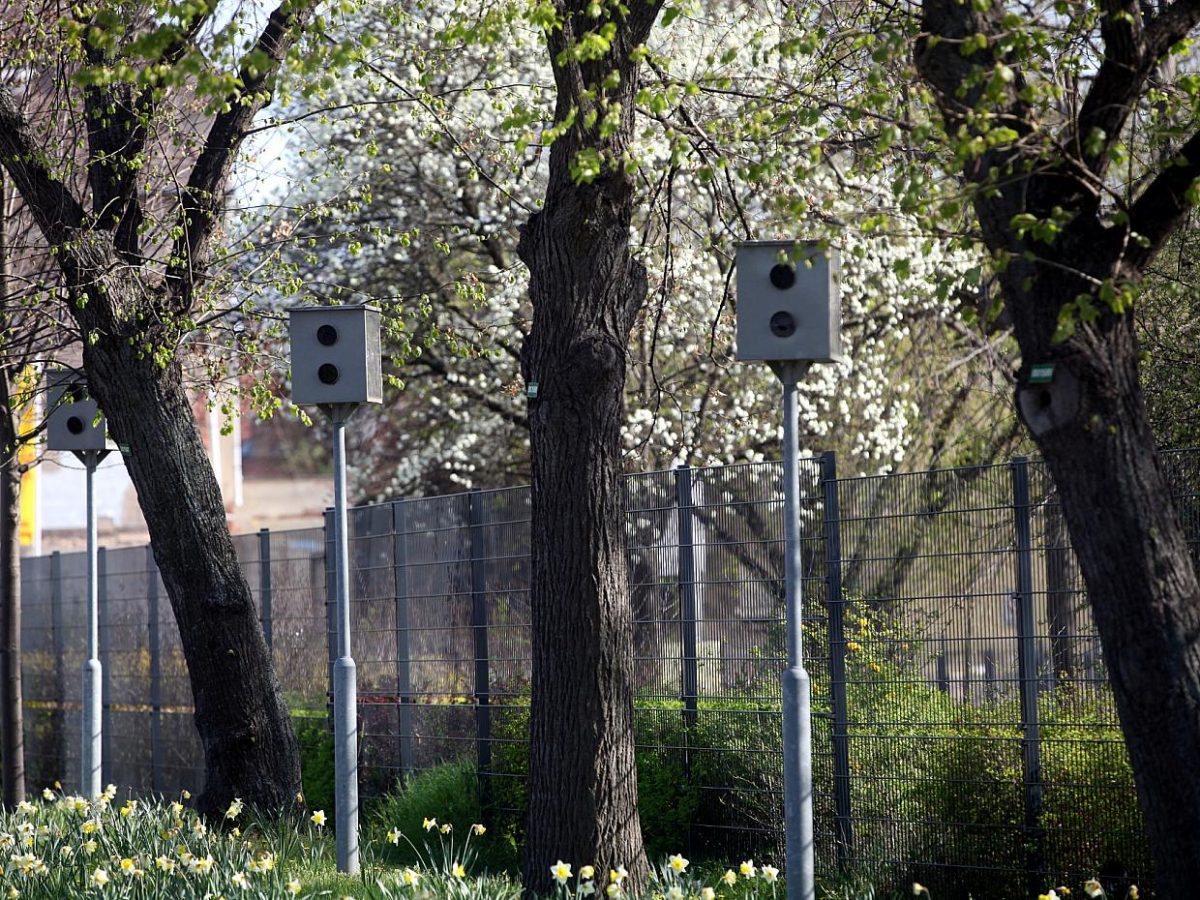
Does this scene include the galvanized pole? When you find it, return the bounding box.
[81,450,102,799]
[330,405,359,874]
[777,361,814,900]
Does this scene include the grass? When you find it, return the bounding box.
[0,785,1143,899]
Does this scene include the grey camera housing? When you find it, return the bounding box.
[289,305,383,406]
[735,241,842,363]
[46,370,107,452]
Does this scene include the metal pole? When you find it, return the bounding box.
[82,451,102,799]
[330,406,359,874]
[777,362,814,900]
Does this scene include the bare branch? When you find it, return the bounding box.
[166,0,316,309]
[0,85,85,253]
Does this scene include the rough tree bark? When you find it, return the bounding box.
[516,0,664,893]
[917,2,1200,893]
[0,0,314,813]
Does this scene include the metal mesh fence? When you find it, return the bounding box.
[19,450,1196,895]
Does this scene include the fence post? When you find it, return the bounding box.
[468,489,491,812]
[147,546,163,794]
[822,451,854,866]
[98,547,112,787]
[392,501,415,781]
[324,509,337,727]
[259,529,273,652]
[1011,456,1044,886]
[675,466,700,728]
[50,551,66,786]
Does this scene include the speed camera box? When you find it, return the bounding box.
[288,305,383,406]
[45,370,107,451]
[735,241,841,363]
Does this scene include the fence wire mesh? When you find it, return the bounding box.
[19,449,1197,897]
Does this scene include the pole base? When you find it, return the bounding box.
[333,656,359,874]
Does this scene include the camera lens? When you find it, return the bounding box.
[769,263,796,290]
[318,363,340,385]
[317,325,339,346]
[770,311,796,338]
[67,416,85,435]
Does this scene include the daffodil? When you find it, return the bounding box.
[580,865,595,880]
[453,862,467,878]
[311,809,327,826]
[286,880,302,895]
[402,868,420,886]
[701,889,716,900]
[666,887,684,900]
[232,872,249,890]
[155,856,175,873]
[610,865,628,884]
[422,816,437,831]
[722,869,737,886]
[668,853,689,873]
[91,868,109,887]
[386,828,401,845]
[740,859,757,879]
[1129,888,1139,900]
[119,858,136,874]
[441,823,453,834]
[762,864,780,883]
[15,801,34,816]
[472,823,486,835]
[551,860,573,884]
[225,798,244,820]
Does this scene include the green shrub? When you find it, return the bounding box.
[296,716,335,817]
[369,758,519,873]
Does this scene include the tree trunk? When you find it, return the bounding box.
[0,403,25,808]
[82,330,300,816]
[1043,495,1078,687]
[515,3,663,894]
[1015,310,1200,896]
[518,175,650,896]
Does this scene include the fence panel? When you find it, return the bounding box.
[20,449,1194,896]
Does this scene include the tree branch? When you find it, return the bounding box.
[165,0,315,309]
[0,86,85,253]
[1123,127,1200,266]
[1072,0,1200,174]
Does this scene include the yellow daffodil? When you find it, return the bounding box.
[286,880,302,895]
[155,856,175,873]
[386,828,401,845]
[16,801,34,815]
[83,839,97,855]
[311,810,327,826]
[402,868,420,886]
[668,853,689,873]
[666,887,684,900]
[605,885,622,898]
[225,799,244,820]
[453,862,467,878]
[1083,882,1103,899]
[192,820,206,836]
[471,823,486,836]
[231,872,249,889]
[740,859,757,878]
[610,865,628,884]
[722,869,737,886]
[1129,888,1139,900]
[701,889,716,900]
[91,868,109,887]
[441,823,453,834]
[422,817,437,831]
[580,865,595,880]
[119,858,136,873]
[551,860,573,884]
